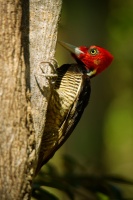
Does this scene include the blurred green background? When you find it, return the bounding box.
[36,0,133,199]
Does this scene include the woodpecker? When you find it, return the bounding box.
[35,41,113,174]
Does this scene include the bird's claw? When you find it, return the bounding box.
[39,58,58,78]
[35,59,58,87]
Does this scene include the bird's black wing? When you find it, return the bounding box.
[36,64,91,173]
[43,66,91,164]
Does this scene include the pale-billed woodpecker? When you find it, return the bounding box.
[35,41,113,174]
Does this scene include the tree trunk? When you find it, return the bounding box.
[0,0,62,199]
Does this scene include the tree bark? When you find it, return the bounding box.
[29,0,62,167]
[0,0,62,199]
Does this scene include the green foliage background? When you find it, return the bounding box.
[33,0,133,199]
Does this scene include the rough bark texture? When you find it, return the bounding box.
[0,0,62,199]
[0,1,31,199]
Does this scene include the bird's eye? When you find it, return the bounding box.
[89,48,98,55]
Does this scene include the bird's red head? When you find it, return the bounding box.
[58,41,113,77]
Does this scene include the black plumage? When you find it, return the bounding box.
[36,63,91,174]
